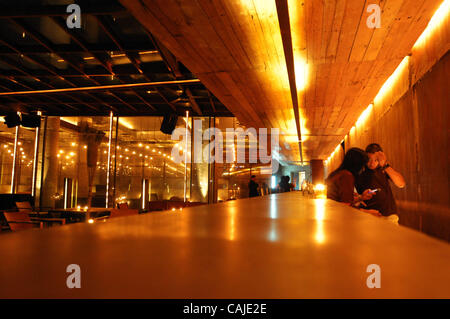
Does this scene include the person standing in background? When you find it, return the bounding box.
[278,176,294,192]
[248,175,259,198]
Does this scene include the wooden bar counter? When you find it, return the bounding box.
[0,192,449,298]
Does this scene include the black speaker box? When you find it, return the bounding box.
[21,114,41,128]
[3,113,21,128]
[160,113,178,134]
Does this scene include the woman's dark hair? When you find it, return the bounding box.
[365,143,383,154]
[327,147,369,179]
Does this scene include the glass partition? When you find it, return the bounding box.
[33,115,258,209]
[15,126,37,194]
[39,116,112,209]
[114,116,189,209]
[0,124,17,193]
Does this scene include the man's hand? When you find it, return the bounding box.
[361,189,374,200]
[376,151,387,167]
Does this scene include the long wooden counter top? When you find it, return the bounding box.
[1,192,449,298]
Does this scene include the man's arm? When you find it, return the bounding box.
[376,151,406,188]
[384,166,406,188]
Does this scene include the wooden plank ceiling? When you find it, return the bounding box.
[120,0,442,161]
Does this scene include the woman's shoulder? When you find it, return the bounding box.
[327,169,353,184]
[335,169,354,181]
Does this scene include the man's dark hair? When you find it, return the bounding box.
[365,143,383,154]
[251,175,256,178]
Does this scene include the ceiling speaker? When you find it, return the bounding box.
[3,113,21,128]
[21,114,41,128]
[160,113,178,135]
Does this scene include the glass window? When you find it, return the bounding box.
[16,126,37,194]
[39,116,112,209]
[114,116,189,209]
[0,124,17,193]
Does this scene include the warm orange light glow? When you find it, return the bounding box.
[288,0,309,151]
[314,183,325,192]
[227,206,237,241]
[374,56,410,105]
[294,59,308,92]
[119,118,134,130]
[355,104,373,128]
[61,117,78,126]
[288,0,309,90]
[285,118,310,143]
[314,199,326,244]
[0,80,200,97]
[350,126,355,135]
[88,219,94,224]
[139,50,159,55]
[237,0,307,154]
[283,133,299,144]
[413,0,450,49]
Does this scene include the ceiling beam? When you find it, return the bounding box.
[0,56,92,112]
[48,16,153,113]
[50,16,165,113]
[94,15,144,75]
[0,44,155,54]
[50,17,114,75]
[0,79,201,96]
[0,84,62,114]
[146,32,200,114]
[0,36,104,112]
[185,88,202,116]
[275,0,304,164]
[147,33,183,78]
[93,15,158,112]
[208,91,217,114]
